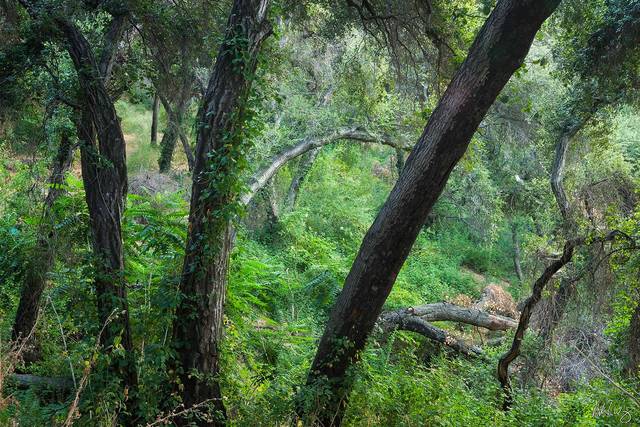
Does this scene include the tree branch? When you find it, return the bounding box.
[241,128,410,205]
[380,302,517,332]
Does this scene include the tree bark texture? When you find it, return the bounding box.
[301,1,561,424]
[158,97,190,173]
[380,302,517,332]
[58,14,139,423]
[627,300,640,376]
[170,1,271,425]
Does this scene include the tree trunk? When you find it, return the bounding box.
[627,299,640,376]
[300,1,561,424]
[151,93,160,146]
[497,238,581,410]
[158,105,184,173]
[241,128,408,206]
[379,302,517,332]
[58,16,139,423]
[551,134,573,225]
[170,1,271,425]
[179,130,195,172]
[11,133,74,363]
[394,147,405,177]
[383,315,483,357]
[511,222,524,282]
[286,147,320,210]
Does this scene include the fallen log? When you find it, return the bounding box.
[381,302,517,331]
[383,313,483,357]
[9,374,74,391]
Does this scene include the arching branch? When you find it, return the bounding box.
[240,128,410,205]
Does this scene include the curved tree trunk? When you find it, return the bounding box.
[57,13,139,424]
[241,128,409,206]
[300,1,561,424]
[11,133,74,363]
[13,8,138,420]
[497,238,581,410]
[170,1,271,425]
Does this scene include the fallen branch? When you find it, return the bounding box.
[381,310,483,357]
[10,374,73,391]
[381,302,517,331]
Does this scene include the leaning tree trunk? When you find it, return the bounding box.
[11,133,74,363]
[170,1,271,425]
[300,1,561,424]
[497,238,581,410]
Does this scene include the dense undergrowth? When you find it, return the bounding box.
[1,98,639,426]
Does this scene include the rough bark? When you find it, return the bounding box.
[380,302,517,332]
[497,238,582,410]
[627,300,640,376]
[301,1,561,424]
[241,128,409,206]
[285,147,320,210]
[151,93,160,145]
[511,222,524,282]
[55,12,139,423]
[12,10,137,418]
[170,1,271,425]
[11,134,74,363]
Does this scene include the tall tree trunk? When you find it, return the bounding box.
[11,133,74,363]
[300,1,561,424]
[59,16,139,424]
[286,147,320,210]
[626,299,640,376]
[151,93,160,146]
[511,222,523,282]
[15,2,137,421]
[170,1,271,425]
